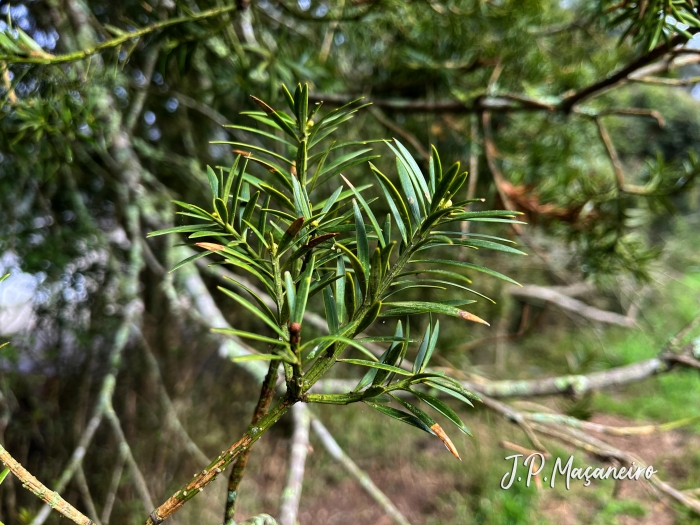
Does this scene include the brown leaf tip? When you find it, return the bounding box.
[431,423,462,460]
[232,149,254,158]
[459,310,490,326]
[196,242,225,252]
[250,95,274,115]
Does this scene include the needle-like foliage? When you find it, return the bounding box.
[150,85,525,460]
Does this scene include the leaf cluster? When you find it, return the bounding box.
[151,85,524,457]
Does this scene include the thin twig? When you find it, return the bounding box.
[479,396,549,453]
[460,114,481,250]
[319,20,339,63]
[481,111,569,282]
[125,45,161,134]
[529,422,700,514]
[224,362,280,524]
[174,91,233,127]
[595,116,625,191]
[0,444,94,525]
[507,284,636,327]
[480,111,521,222]
[278,404,311,525]
[668,313,700,350]
[100,447,126,525]
[105,406,155,513]
[239,515,279,524]
[145,398,295,524]
[0,5,239,65]
[633,75,700,85]
[313,326,700,399]
[75,466,102,525]
[500,440,551,459]
[308,38,700,117]
[666,354,700,371]
[522,412,700,436]
[466,114,480,203]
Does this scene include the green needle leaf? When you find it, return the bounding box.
[411,259,521,287]
[411,390,472,436]
[147,224,217,237]
[218,286,287,337]
[371,163,411,241]
[214,197,228,227]
[342,175,386,248]
[231,354,285,363]
[364,401,434,435]
[323,283,339,333]
[337,359,411,375]
[212,328,287,346]
[284,271,296,315]
[292,255,315,325]
[413,322,433,374]
[206,165,219,198]
[380,301,489,325]
[353,199,370,276]
[391,395,461,459]
[336,243,367,298]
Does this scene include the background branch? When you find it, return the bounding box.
[507,284,636,327]
[278,404,311,525]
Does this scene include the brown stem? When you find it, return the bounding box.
[223,361,280,524]
[0,5,239,65]
[145,398,293,525]
[559,31,696,110]
[314,317,700,400]
[0,444,94,525]
[529,422,700,514]
[595,116,625,191]
[466,114,480,202]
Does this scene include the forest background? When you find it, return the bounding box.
[2,0,700,523]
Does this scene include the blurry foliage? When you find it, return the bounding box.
[0,0,699,282]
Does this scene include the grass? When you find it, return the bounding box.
[594,273,700,427]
